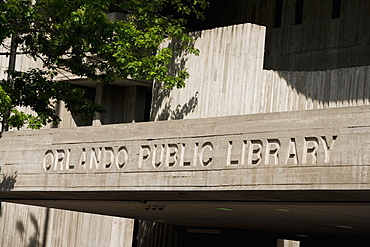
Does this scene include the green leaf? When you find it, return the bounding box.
[0,0,209,129]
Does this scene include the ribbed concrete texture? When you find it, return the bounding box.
[151,23,266,120]
[0,202,134,247]
[151,23,370,120]
[277,239,300,247]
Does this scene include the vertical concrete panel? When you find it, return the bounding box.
[329,69,339,108]
[365,67,370,105]
[322,71,331,108]
[277,239,300,247]
[0,202,49,247]
[151,23,266,120]
[264,0,369,71]
[252,23,267,113]
[259,63,268,113]
[265,70,273,113]
[349,68,357,106]
[304,72,312,110]
[0,203,134,247]
[279,71,288,112]
[236,66,370,115]
[201,29,214,118]
[271,71,280,112]
[74,211,92,246]
[285,72,293,111]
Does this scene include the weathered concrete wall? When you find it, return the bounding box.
[1,106,370,246]
[1,3,369,245]
[260,66,370,113]
[192,0,370,71]
[0,38,80,82]
[0,39,43,81]
[264,0,370,71]
[1,105,369,192]
[0,29,141,247]
[0,202,134,247]
[3,1,369,75]
[151,22,370,120]
[151,23,266,120]
[100,85,151,125]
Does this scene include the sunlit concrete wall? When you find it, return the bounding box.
[151,22,370,121]
[0,202,134,247]
[151,23,266,120]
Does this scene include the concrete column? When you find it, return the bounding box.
[277,239,300,247]
[93,83,103,126]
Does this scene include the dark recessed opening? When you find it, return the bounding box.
[294,0,304,25]
[332,0,342,19]
[274,0,283,28]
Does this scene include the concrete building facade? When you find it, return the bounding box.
[1,0,369,246]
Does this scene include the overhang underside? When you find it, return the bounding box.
[2,190,370,241]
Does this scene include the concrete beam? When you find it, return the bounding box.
[0,106,369,193]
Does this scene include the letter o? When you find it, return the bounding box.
[43,150,54,171]
[116,146,128,169]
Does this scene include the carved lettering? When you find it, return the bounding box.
[321,135,338,163]
[116,146,128,169]
[192,143,199,167]
[90,148,102,170]
[241,140,247,166]
[79,148,87,170]
[103,147,114,169]
[166,144,178,167]
[65,149,72,170]
[248,140,263,165]
[265,139,280,165]
[152,144,165,168]
[179,142,200,167]
[42,135,338,172]
[302,137,319,164]
[199,142,213,167]
[43,150,54,171]
[226,140,246,167]
[226,141,238,166]
[179,143,190,167]
[285,138,298,165]
[54,150,65,171]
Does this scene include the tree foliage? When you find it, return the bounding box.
[0,0,208,131]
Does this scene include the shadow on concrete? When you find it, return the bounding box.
[136,220,176,247]
[150,87,170,120]
[151,32,202,121]
[274,68,370,107]
[16,208,50,247]
[170,91,199,120]
[166,31,202,80]
[0,173,17,191]
[152,91,199,121]
[17,213,41,247]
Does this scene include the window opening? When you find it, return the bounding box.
[294,0,304,25]
[332,0,341,19]
[274,0,283,28]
